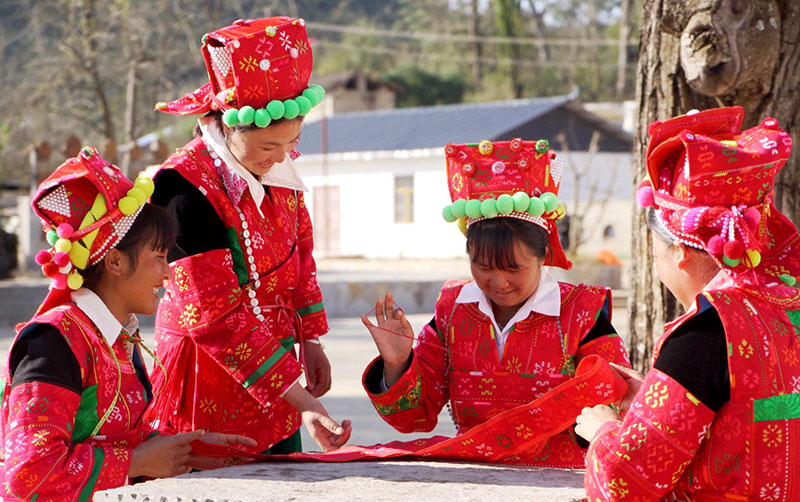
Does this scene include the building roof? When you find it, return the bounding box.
[298,95,633,155]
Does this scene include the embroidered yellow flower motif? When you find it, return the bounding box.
[644,381,669,408]
[239,55,258,72]
[235,343,252,360]
[199,398,217,414]
[32,430,50,446]
[762,424,783,447]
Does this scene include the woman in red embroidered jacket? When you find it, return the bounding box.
[145,17,350,454]
[576,107,800,501]
[361,139,631,468]
[1,148,254,502]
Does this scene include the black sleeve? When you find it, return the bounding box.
[653,308,730,411]
[152,169,230,262]
[578,311,616,346]
[9,323,82,394]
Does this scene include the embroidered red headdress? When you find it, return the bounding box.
[32,146,153,313]
[155,17,325,128]
[441,138,571,269]
[638,106,800,286]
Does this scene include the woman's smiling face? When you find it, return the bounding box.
[224,118,302,177]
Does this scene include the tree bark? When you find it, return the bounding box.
[629,0,800,371]
[616,0,631,98]
[470,0,483,91]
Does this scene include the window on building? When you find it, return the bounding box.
[394,175,414,224]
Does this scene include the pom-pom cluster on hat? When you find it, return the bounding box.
[222,85,325,128]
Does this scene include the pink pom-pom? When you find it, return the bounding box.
[42,262,59,278]
[53,274,68,290]
[53,252,70,267]
[723,240,744,260]
[56,223,74,239]
[636,186,655,208]
[682,207,702,233]
[35,250,52,265]
[708,235,725,256]
[743,207,761,232]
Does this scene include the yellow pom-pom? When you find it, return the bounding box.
[720,140,738,149]
[553,203,566,220]
[127,188,147,205]
[119,196,138,215]
[135,177,155,198]
[478,140,493,156]
[67,272,83,290]
[456,217,468,236]
[55,238,72,253]
[745,249,761,268]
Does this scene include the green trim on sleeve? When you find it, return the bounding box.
[242,347,288,389]
[753,393,800,422]
[77,447,105,502]
[297,301,324,317]
[226,227,249,286]
[72,385,100,443]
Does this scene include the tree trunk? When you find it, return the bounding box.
[629,0,800,371]
[616,0,631,98]
[470,0,483,91]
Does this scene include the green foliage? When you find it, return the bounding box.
[384,65,465,107]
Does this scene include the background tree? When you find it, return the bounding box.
[628,0,800,370]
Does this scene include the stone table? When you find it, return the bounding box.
[97,461,587,502]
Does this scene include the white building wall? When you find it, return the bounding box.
[296,150,632,260]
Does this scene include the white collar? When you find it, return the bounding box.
[455,270,561,331]
[71,288,138,346]
[199,116,308,218]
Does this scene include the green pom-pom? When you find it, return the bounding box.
[255,108,272,128]
[528,197,545,217]
[46,229,59,246]
[540,192,559,212]
[134,177,155,198]
[451,199,467,219]
[480,198,498,218]
[222,108,240,127]
[442,205,457,222]
[722,256,741,268]
[295,96,312,115]
[779,273,797,286]
[283,99,300,119]
[512,192,530,212]
[266,100,285,120]
[127,188,147,205]
[119,196,138,215]
[303,88,321,107]
[310,84,326,98]
[496,194,514,215]
[535,139,550,153]
[238,105,256,125]
[465,199,482,219]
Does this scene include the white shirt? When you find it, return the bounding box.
[455,270,561,359]
[71,288,138,351]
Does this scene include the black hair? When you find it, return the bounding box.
[193,111,304,137]
[647,207,675,245]
[81,204,175,290]
[466,217,550,271]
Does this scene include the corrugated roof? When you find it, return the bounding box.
[298,95,574,155]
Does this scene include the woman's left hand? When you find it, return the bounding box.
[304,339,332,397]
[575,404,622,443]
[187,432,258,471]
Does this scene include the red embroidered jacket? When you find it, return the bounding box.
[364,279,630,468]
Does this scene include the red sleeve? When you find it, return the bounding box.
[362,322,448,433]
[3,382,131,499]
[584,368,715,500]
[291,191,328,340]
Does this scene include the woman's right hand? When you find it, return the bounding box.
[361,291,415,386]
[129,429,205,479]
[283,382,352,452]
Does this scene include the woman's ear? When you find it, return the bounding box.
[674,243,692,270]
[103,249,128,278]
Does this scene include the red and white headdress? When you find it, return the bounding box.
[441,138,571,269]
[32,147,153,313]
[155,17,325,128]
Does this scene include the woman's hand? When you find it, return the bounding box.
[129,430,204,479]
[187,432,258,470]
[610,362,645,414]
[283,382,352,451]
[303,340,332,397]
[361,291,415,387]
[575,405,622,443]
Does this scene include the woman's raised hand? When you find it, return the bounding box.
[361,291,415,387]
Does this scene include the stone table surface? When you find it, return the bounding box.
[97,461,587,502]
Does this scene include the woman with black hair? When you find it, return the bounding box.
[361,138,630,468]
